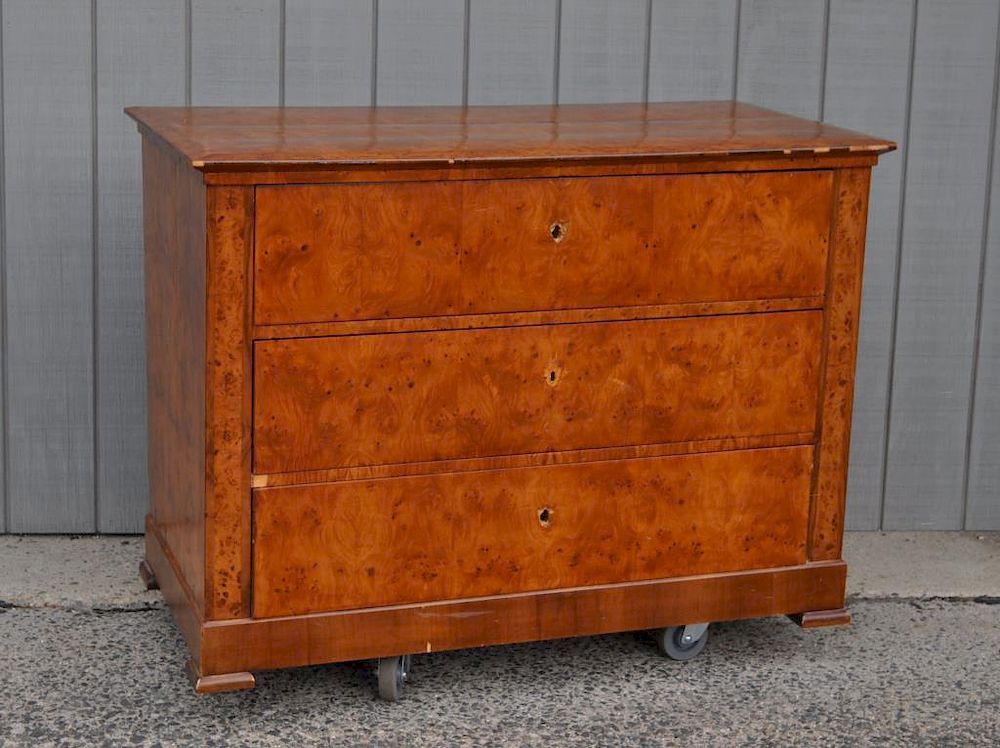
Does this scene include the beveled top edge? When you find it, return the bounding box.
[126,101,896,172]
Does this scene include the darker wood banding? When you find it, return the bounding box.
[251,296,826,340]
[251,432,816,488]
[789,608,852,628]
[202,561,848,674]
[186,660,256,694]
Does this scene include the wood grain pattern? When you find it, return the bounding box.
[186,661,255,695]
[124,102,895,171]
[5,0,952,542]
[202,153,882,187]
[252,432,814,489]
[145,515,202,666]
[253,296,825,341]
[789,608,852,628]
[254,311,823,473]
[96,0,186,532]
[253,446,813,617]
[143,140,206,613]
[254,171,833,325]
[204,187,253,620]
[132,103,887,692]
[810,168,871,561]
[203,561,848,675]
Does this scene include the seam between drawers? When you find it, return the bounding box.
[250,433,817,490]
[252,295,827,340]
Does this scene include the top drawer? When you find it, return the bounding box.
[253,171,833,326]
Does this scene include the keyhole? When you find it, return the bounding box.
[550,222,565,242]
[549,370,557,383]
[538,507,552,527]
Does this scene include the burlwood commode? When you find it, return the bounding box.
[128,102,892,699]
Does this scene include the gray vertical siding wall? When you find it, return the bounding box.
[0,0,997,533]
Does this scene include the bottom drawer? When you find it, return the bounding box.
[252,446,813,618]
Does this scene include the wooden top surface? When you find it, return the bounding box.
[126,101,894,172]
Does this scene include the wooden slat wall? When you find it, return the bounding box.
[95,0,186,533]
[736,0,827,119]
[558,0,647,104]
[0,0,4,533]
[883,0,1000,530]
[190,0,281,106]
[823,0,915,530]
[0,0,998,532]
[647,1,737,102]
[284,0,374,106]
[467,0,558,105]
[968,85,1000,529]
[2,0,95,532]
[375,0,465,105]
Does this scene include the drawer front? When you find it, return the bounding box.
[252,446,813,617]
[253,311,821,474]
[254,171,832,325]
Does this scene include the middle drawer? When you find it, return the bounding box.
[253,311,821,474]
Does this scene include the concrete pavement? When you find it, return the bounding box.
[0,532,998,747]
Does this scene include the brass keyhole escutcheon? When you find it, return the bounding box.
[545,363,563,387]
[549,222,566,242]
[538,507,553,527]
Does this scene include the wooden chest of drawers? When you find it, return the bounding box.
[128,102,893,696]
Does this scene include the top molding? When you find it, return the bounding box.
[126,101,895,173]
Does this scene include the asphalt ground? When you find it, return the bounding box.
[1,533,997,747]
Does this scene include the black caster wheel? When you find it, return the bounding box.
[377,655,411,702]
[656,623,709,661]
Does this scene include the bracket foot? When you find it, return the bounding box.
[788,608,852,628]
[186,660,256,694]
[138,559,159,591]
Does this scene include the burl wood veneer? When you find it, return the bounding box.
[128,102,893,694]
